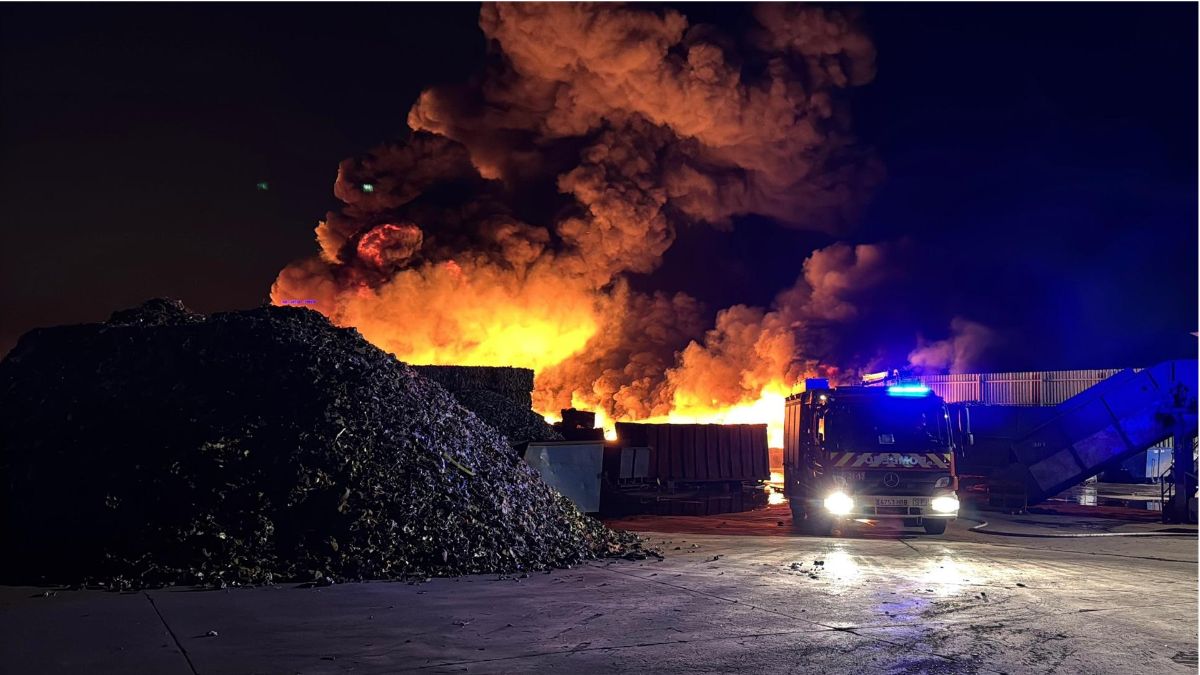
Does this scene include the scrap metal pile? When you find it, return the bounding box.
[0,299,640,589]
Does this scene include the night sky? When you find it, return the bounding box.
[2,3,1195,370]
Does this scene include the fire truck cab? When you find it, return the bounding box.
[783,379,960,535]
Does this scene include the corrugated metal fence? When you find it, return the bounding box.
[613,422,770,482]
[918,369,1126,406]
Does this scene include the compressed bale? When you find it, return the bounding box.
[561,408,596,430]
[451,389,563,445]
[0,299,642,590]
[409,366,549,443]
[412,366,534,401]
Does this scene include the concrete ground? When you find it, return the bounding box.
[1,511,1196,674]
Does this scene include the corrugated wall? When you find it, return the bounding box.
[613,422,770,482]
[918,369,1126,406]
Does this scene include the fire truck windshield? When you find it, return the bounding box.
[822,396,948,453]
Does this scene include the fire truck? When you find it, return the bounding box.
[783,378,960,535]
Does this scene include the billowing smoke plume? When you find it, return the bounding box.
[651,242,903,414]
[272,3,886,437]
[908,317,999,374]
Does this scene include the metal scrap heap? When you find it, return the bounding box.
[0,299,640,589]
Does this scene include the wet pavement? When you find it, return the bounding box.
[1,514,1195,674]
[604,501,1195,538]
[1048,481,1169,511]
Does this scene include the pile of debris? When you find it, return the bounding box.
[412,366,561,445]
[0,299,641,589]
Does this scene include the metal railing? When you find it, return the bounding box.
[1160,462,1198,524]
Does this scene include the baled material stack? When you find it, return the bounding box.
[555,408,605,441]
[411,365,560,445]
[0,299,640,590]
[411,366,535,408]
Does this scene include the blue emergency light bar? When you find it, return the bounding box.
[887,384,930,396]
[804,378,830,391]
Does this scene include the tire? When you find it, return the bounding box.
[788,501,830,535]
[923,519,948,535]
[811,517,835,537]
[804,511,834,537]
[789,502,806,527]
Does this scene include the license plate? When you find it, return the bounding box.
[877,498,908,506]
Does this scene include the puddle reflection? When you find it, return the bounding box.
[823,549,861,584]
[768,471,786,505]
[919,555,975,596]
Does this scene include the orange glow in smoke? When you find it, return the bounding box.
[355,223,423,270]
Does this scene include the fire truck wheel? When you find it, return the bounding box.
[923,519,948,535]
[789,503,805,526]
[805,513,834,537]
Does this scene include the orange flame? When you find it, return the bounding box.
[276,260,605,374]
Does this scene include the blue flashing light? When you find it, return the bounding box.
[804,378,830,391]
[887,384,930,397]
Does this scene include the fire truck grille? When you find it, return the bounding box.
[861,506,924,516]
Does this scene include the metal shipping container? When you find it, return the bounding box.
[612,422,770,482]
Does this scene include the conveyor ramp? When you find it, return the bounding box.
[1011,360,1197,505]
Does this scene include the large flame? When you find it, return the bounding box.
[271,3,883,450]
[337,263,602,372]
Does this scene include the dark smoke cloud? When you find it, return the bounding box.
[412,2,882,235]
[534,283,707,420]
[272,2,888,423]
[908,317,1000,374]
[659,241,907,414]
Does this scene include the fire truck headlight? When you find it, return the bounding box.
[934,476,951,488]
[931,496,960,513]
[823,491,855,516]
